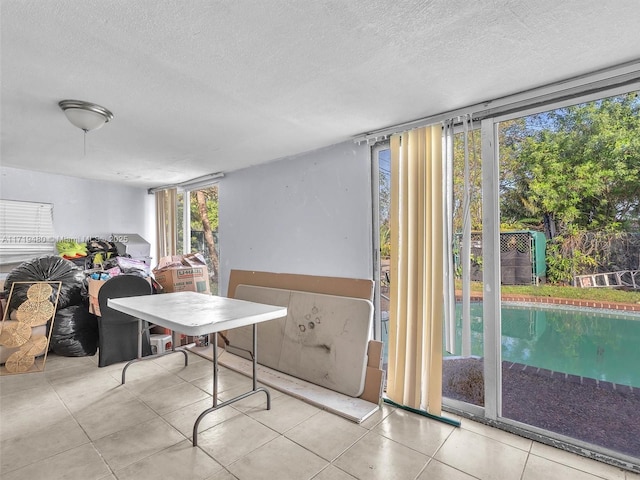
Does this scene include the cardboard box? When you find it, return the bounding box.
[366,340,383,369]
[87,276,152,316]
[87,278,107,316]
[360,366,385,404]
[153,253,210,294]
[360,340,385,404]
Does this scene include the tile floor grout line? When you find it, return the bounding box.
[411,456,433,480]
[458,419,533,452]
[281,410,368,464]
[520,451,532,480]
[5,353,636,479]
[417,421,476,480]
[2,370,117,479]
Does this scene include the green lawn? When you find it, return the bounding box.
[463,281,640,305]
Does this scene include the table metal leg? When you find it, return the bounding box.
[212,332,218,407]
[121,323,189,384]
[192,322,271,447]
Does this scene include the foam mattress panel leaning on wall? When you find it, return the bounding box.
[228,284,373,398]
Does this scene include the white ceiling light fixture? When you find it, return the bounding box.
[59,100,113,154]
[59,99,113,132]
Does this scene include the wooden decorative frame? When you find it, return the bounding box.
[0,281,61,375]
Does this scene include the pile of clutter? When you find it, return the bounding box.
[0,237,154,366]
[56,238,119,270]
[0,239,212,368]
[1,256,98,364]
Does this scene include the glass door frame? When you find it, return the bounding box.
[371,141,390,344]
[481,116,502,421]
[481,83,640,423]
[180,187,192,255]
[179,182,220,255]
[477,86,640,472]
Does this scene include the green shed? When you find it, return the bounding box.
[455,230,546,285]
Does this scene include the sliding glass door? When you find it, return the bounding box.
[442,124,485,410]
[494,92,640,462]
[374,87,640,469]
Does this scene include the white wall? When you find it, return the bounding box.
[1,140,375,289]
[0,166,154,268]
[218,141,373,296]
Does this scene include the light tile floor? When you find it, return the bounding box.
[1,351,638,480]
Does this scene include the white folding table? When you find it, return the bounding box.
[108,291,287,446]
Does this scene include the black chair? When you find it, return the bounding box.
[97,275,152,367]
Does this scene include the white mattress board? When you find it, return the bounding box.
[227,286,290,368]
[216,349,379,423]
[230,285,373,397]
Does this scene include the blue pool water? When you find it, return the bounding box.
[447,303,640,388]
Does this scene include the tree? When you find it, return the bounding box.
[379,149,391,258]
[191,187,219,282]
[499,117,544,230]
[498,92,640,283]
[174,186,219,284]
[499,92,640,236]
[191,187,219,278]
[452,127,483,233]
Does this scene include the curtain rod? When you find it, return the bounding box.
[353,59,640,143]
[148,172,224,194]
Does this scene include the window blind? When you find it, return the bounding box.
[0,199,56,265]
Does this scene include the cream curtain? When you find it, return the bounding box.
[155,188,177,259]
[387,125,444,416]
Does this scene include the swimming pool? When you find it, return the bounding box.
[447,303,640,388]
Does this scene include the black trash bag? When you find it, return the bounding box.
[49,305,99,357]
[4,256,85,311]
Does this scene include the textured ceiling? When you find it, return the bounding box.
[1,0,639,188]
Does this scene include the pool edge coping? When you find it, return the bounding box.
[458,293,640,312]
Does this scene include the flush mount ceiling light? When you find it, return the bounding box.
[58,99,113,132]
